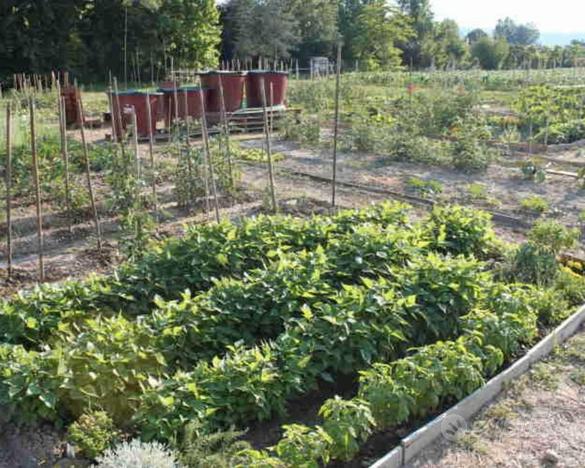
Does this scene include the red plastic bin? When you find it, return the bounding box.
[109,91,161,139]
[159,86,208,127]
[200,71,246,113]
[245,71,289,108]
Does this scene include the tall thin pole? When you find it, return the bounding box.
[199,90,220,222]
[131,108,140,179]
[260,78,277,213]
[5,104,13,279]
[124,6,128,88]
[218,76,234,189]
[331,42,342,207]
[58,95,73,234]
[183,89,194,209]
[113,78,126,147]
[29,98,44,281]
[171,57,178,129]
[269,82,274,137]
[78,98,103,251]
[145,93,157,217]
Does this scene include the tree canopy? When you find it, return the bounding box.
[3,0,585,82]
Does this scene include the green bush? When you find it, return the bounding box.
[68,411,118,459]
[520,195,549,214]
[179,422,251,468]
[425,205,498,258]
[450,116,494,172]
[320,397,375,461]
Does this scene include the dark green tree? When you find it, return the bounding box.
[494,17,539,46]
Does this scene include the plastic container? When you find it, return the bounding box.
[159,86,208,127]
[245,71,289,108]
[199,71,247,113]
[61,86,82,126]
[109,91,161,139]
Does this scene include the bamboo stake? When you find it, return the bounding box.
[332,42,342,207]
[198,90,220,222]
[269,82,274,136]
[107,86,118,144]
[78,98,103,252]
[29,99,45,281]
[58,95,73,234]
[183,89,194,209]
[171,57,179,130]
[5,104,13,278]
[217,76,234,189]
[145,93,158,217]
[259,78,277,213]
[131,108,140,179]
[113,78,125,145]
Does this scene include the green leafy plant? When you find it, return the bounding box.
[320,397,375,461]
[450,116,494,172]
[179,422,251,468]
[521,159,547,183]
[520,195,549,214]
[406,177,443,199]
[68,411,118,459]
[425,204,499,258]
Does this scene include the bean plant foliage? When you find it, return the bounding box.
[0,202,581,465]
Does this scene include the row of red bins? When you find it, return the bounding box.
[109,70,288,139]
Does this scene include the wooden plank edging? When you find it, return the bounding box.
[370,303,585,467]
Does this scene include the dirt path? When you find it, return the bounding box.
[408,329,585,468]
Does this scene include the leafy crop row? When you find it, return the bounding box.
[240,280,577,466]
[0,202,412,346]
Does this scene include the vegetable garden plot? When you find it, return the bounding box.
[1,201,584,466]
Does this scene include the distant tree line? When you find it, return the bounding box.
[0,0,220,83]
[2,0,585,84]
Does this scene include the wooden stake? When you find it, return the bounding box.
[29,99,45,281]
[145,93,158,217]
[259,78,278,213]
[269,82,274,136]
[113,78,125,144]
[78,98,103,251]
[198,90,220,222]
[58,94,73,233]
[171,57,179,129]
[5,104,13,278]
[332,42,342,207]
[131,108,140,179]
[218,76,234,189]
[183,89,194,209]
[107,85,118,144]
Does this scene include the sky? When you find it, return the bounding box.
[432,0,585,44]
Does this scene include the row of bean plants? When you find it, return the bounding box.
[0,202,583,466]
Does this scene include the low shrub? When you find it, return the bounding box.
[68,411,118,459]
[425,205,499,258]
[95,439,180,468]
[520,195,549,214]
